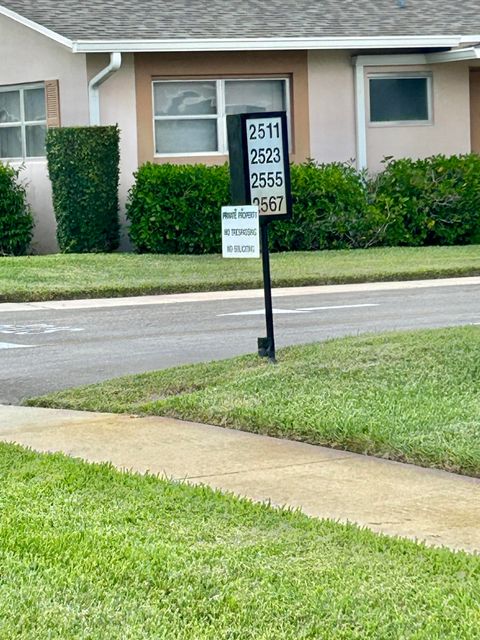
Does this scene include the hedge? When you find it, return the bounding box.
[269,161,384,251]
[46,126,120,253]
[127,163,229,254]
[126,155,480,254]
[0,164,33,256]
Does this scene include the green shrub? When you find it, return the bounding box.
[374,155,480,247]
[46,126,120,253]
[0,164,33,256]
[127,160,385,254]
[269,160,384,251]
[126,154,480,255]
[127,163,230,254]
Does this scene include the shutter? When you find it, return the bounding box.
[45,80,61,128]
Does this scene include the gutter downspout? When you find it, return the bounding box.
[353,58,367,171]
[88,52,122,125]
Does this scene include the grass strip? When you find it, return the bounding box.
[2,244,480,302]
[29,326,480,477]
[0,443,479,639]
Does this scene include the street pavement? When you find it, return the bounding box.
[1,277,480,404]
[1,404,479,553]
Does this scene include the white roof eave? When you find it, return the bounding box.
[71,35,466,54]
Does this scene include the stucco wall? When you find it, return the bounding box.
[87,54,138,250]
[134,51,310,166]
[308,54,472,171]
[307,51,357,164]
[0,13,89,253]
[470,67,480,153]
[365,62,471,171]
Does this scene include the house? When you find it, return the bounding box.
[1,0,480,253]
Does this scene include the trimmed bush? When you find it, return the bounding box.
[126,154,480,254]
[0,164,33,256]
[127,163,229,254]
[127,160,386,254]
[269,161,384,251]
[374,154,480,247]
[46,126,120,253]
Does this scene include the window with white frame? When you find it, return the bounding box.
[369,74,432,125]
[153,78,289,155]
[0,83,47,159]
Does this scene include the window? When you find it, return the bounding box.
[153,78,289,156]
[369,74,432,125]
[0,83,47,159]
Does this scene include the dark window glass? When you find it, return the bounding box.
[370,77,429,123]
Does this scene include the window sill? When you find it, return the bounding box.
[1,157,47,164]
[154,151,226,158]
[368,120,433,128]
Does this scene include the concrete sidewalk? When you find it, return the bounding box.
[1,404,479,554]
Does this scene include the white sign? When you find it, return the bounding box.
[221,205,260,258]
[246,116,288,217]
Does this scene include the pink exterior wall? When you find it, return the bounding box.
[365,62,471,171]
[307,55,473,172]
[307,51,357,164]
[0,13,89,253]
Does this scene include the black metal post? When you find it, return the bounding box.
[258,221,276,363]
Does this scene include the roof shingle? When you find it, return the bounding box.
[1,0,480,42]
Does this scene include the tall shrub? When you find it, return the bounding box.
[0,164,33,256]
[46,126,120,253]
[127,163,230,254]
[373,155,480,246]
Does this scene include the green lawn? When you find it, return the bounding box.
[2,244,480,302]
[0,443,479,639]
[29,326,480,477]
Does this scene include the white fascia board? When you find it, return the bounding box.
[0,4,72,49]
[353,54,428,67]
[72,35,462,54]
[426,47,480,63]
[354,48,480,68]
[460,36,480,44]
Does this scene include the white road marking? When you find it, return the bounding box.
[218,303,380,317]
[218,308,310,317]
[0,342,35,350]
[0,324,84,336]
[296,303,379,311]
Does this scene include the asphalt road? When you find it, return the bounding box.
[1,279,479,405]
